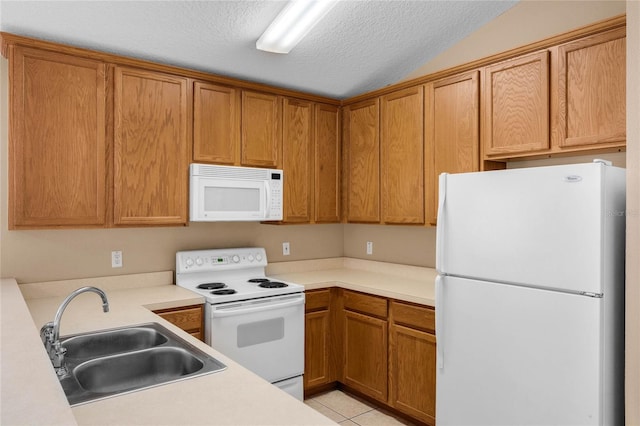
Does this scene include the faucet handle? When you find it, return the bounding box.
[40,322,54,351]
[52,342,68,376]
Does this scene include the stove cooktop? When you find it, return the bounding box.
[175,248,304,304]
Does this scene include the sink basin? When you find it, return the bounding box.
[74,347,204,394]
[62,326,168,360]
[56,323,226,406]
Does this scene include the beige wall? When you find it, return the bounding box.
[0,59,344,283]
[403,0,626,81]
[626,0,639,423]
[0,1,631,285]
[343,224,437,268]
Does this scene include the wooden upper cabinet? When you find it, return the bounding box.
[282,97,313,223]
[345,99,380,223]
[380,86,424,224]
[483,51,550,157]
[241,90,281,168]
[8,46,107,229]
[553,27,626,149]
[425,71,480,225]
[113,66,190,226]
[314,103,341,223]
[192,81,240,165]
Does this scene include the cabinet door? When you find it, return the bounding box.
[554,28,626,148]
[153,305,204,341]
[345,99,380,223]
[193,81,240,165]
[282,98,313,223]
[389,300,437,425]
[113,66,189,226]
[343,310,388,402]
[305,309,331,390]
[381,86,424,224]
[8,46,107,228]
[425,71,480,225]
[241,91,281,168]
[483,51,550,156]
[314,104,341,223]
[389,324,437,424]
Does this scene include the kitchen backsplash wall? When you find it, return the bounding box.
[343,224,437,268]
[0,58,344,283]
[0,2,627,284]
[0,218,344,283]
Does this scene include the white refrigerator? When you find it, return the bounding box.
[435,161,625,425]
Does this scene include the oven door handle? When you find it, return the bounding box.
[210,296,304,318]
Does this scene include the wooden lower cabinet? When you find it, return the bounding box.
[389,301,437,425]
[153,304,204,341]
[343,310,388,402]
[304,289,335,391]
[304,288,436,425]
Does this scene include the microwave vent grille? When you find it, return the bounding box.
[192,164,276,180]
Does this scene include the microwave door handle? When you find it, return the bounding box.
[264,181,271,218]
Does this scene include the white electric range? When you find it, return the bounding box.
[175,247,305,400]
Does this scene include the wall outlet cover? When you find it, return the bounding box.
[111,250,123,268]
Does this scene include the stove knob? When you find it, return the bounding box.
[195,257,203,266]
[256,253,263,262]
[232,255,240,263]
[185,258,194,267]
[248,254,254,262]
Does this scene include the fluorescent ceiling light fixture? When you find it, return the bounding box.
[257,0,339,54]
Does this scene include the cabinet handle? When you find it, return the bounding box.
[264,181,271,219]
[436,173,447,274]
[435,275,444,369]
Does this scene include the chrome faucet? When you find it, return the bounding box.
[40,286,109,376]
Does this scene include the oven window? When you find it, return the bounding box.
[237,317,284,348]
[205,187,260,212]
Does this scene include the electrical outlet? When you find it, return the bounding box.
[366,241,373,255]
[111,250,123,268]
[282,242,290,256]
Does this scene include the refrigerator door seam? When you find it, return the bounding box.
[442,273,604,298]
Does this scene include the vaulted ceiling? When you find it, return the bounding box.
[0,1,517,99]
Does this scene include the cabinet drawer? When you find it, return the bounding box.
[154,305,203,332]
[306,289,331,312]
[343,290,387,319]
[390,300,435,333]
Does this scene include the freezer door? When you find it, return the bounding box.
[436,276,610,425]
[437,163,623,294]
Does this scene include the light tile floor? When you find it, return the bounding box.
[305,390,416,425]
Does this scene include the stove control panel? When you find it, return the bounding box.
[176,247,267,273]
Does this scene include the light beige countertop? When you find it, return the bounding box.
[1,258,436,425]
[268,257,438,306]
[1,273,336,426]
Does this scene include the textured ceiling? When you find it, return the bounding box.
[0,0,517,99]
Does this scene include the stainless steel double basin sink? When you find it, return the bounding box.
[57,322,226,406]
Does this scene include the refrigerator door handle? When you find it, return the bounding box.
[435,274,444,369]
[435,173,447,274]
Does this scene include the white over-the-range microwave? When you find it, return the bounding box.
[189,164,283,222]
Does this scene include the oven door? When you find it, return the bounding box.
[205,293,305,383]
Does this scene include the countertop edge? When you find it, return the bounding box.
[1,278,78,426]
